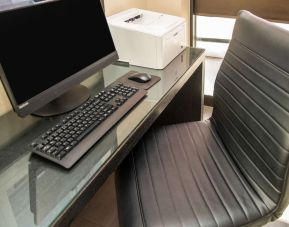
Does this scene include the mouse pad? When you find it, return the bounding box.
[119,71,161,90]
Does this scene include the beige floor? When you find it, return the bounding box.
[71,107,289,227]
[203,105,213,120]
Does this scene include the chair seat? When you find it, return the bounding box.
[116,121,271,227]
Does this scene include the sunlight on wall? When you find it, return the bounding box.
[0,80,11,116]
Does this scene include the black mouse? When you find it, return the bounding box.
[128,73,152,83]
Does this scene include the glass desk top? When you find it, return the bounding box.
[0,48,204,227]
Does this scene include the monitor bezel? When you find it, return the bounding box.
[0,0,119,117]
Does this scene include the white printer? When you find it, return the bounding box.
[107,8,186,69]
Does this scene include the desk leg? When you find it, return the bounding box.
[154,62,204,126]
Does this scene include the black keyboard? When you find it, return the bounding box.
[29,82,147,168]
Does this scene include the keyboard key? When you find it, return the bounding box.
[37,144,44,150]
[56,151,67,160]
[31,142,37,147]
[47,147,56,155]
[42,145,51,152]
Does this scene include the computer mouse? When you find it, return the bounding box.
[128,73,152,83]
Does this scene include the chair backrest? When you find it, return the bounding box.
[212,10,289,218]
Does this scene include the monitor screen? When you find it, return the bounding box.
[0,0,118,117]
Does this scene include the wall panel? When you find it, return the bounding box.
[104,0,146,16]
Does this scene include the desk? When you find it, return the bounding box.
[0,48,205,227]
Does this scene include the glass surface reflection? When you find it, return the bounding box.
[29,128,117,226]
[0,48,204,227]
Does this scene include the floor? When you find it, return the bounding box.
[203,105,213,120]
[70,174,119,227]
[70,107,289,227]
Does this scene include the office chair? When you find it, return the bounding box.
[115,10,289,227]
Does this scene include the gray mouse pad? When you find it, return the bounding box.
[119,71,161,90]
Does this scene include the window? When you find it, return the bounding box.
[196,15,289,96]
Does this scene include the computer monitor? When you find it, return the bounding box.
[0,0,118,117]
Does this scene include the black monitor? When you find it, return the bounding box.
[0,0,118,117]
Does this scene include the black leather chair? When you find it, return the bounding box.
[115,11,289,227]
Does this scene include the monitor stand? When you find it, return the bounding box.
[33,85,90,117]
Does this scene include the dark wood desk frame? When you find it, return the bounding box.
[53,52,205,227]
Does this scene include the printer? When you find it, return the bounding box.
[107,8,187,69]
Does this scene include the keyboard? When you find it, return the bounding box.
[29,82,147,168]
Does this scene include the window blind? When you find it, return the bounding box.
[194,0,289,22]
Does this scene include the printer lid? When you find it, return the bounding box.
[107,8,185,36]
